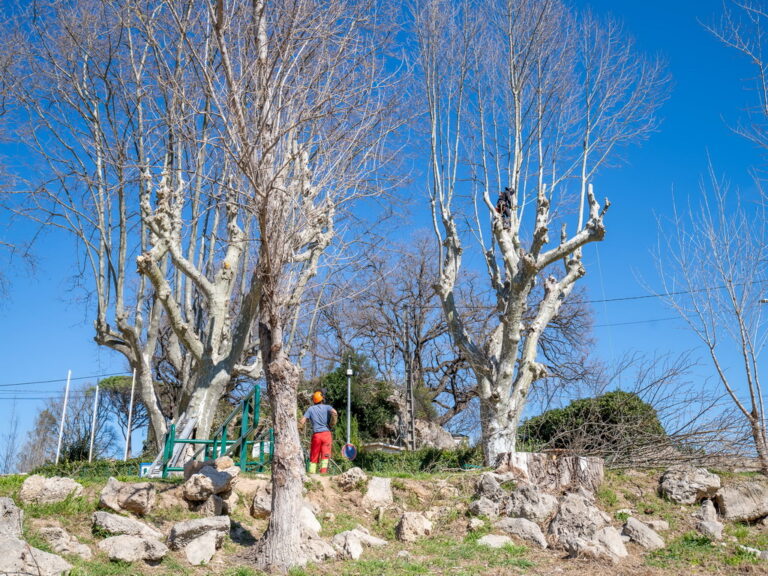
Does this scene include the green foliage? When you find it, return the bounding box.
[354,446,482,475]
[518,390,666,456]
[306,352,396,442]
[31,457,147,479]
[24,494,96,519]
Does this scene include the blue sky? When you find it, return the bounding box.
[0,0,765,457]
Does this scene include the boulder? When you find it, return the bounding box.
[477,534,513,549]
[183,459,215,481]
[188,495,224,517]
[395,512,432,542]
[564,527,628,563]
[335,467,368,491]
[20,475,83,505]
[476,473,505,502]
[97,534,168,563]
[99,477,156,516]
[658,466,720,505]
[494,517,548,548]
[0,534,72,575]
[302,538,338,563]
[39,526,93,560]
[184,531,218,565]
[646,519,669,532]
[696,499,718,523]
[332,531,364,560]
[168,516,230,550]
[714,482,768,522]
[300,505,322,539]
[362,477,393,509]
[92,511,163,540]
[504,484,558,523]
[250,479,272,518]
[221,490,239,515]
[495,452,604,494]
[469,497,499,519]
[0,497,23,538]
[468,518,485,531]
[697,520,723,541]
[214,456,235,470]
[622,517,664,550]
[183,466,240,502]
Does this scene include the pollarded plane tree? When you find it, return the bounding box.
[412,0,668,464]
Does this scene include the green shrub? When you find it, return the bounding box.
[31,457,147,479]
[518,390,666,460]
[354,446,482,475]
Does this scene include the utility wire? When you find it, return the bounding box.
[0,372,128,389]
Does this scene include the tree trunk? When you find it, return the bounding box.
[255,324,305,572]
[186,365,232,440]
[137,362,166,449]
[496,452,605,494]
[479,390,518,466]
[750,420,768,476]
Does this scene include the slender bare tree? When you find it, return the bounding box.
[412,0,668,464]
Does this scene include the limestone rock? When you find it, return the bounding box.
[97,534,168,563]
[658,466,720,505]
[362,477,393,508]
[504,484,558,523]
[250,479,272,518]
[300,504,322,539]
[183,459,214,481]
[214,456,235,470]
[697,520,723,541]
[183,466,240,502]
[495,452,604,494]
[189,495,224,517]
[468,518,485,531]
[469,496,499,519]
[476,473,505,502]
[168,516,230,550]
[20,475,83,505]
[39,526,93,560]
[549,492,627,561]
[221,490,239,515]
[696,499,718,523]
[0,497,23,538]
[714,482,768,522]
[0,534,72,575]
[335,467,368,491]
[302,538,338,562]
[395,512,432,542]
[494,517,548,548]
[92,511,163,540]
[332,524,387,559]
[646,519,669,532]
[477,534,513,548]
[184,531,218,565]
[622,517,664,550]
[99,477,156,516]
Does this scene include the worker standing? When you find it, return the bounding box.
[299,390,338,474]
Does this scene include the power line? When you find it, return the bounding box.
[594,316,679,328]
[0,372,128,389]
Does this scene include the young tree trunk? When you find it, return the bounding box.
[751,420,768,475]
[255,322,305,572]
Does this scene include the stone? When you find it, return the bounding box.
[183,466,240,502]
[494,517,548,548]
[697,499,718,523]
[697,520,724,541]
[658,466,720,505]
[221,490,239,515]
[214,456,235,470]
[92,511,164,540]
[0,497,23,538]
[622,517,664,550]
[189,495,224,517]
[646,519,669,532]
[183,459,215,481]
[549,492,627,561]
[250,479,272,518]
[504,483,558,523]
[99,477,156,516]
[395,512,432,542]
[302,538,338,562]
[476,473,505,502]
[495,452,604,494]
[469,496,499,519]
[362,477,393,508]
[468,518,485,531]
[184,531,218,565]
[97,534,168,562]
[477,534,513,548]
[39,526,93,560]
[737,545,768,560]
[0,534,72,575]
[714,482,768,522]
[333,531,364,560]
[300,504,322,538]
[168,516,230,550]
[335,467,368,491]
[20,475,83,505]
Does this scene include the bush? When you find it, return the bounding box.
[31,457,147,479]
[518,390,666,458]
[353,446,483,475]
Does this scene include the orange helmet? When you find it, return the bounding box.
[312,390,324,404]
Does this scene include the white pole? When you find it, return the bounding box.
[124,369,136,461]
[88,381,100,462]
[346,359,353,445]
[55,370,72,464]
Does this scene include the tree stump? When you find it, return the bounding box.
[495,452,604,494]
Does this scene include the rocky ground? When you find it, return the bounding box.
[2,458,768,575]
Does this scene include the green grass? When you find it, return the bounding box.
[647,531,760,569]
[597,487,618,507]
[23,494,97,518]
[321,512,361,537]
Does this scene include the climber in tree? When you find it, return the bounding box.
[496,187,513,229]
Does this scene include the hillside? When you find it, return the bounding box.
[3,463,768,575]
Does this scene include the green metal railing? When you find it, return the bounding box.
[160,386,274,478]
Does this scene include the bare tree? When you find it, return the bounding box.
[658,172,768,473]
[412,0,668,464]
[0,398,20,474]
[99,376,149,458]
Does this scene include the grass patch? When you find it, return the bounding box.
[597,487,618,508]
[69,559,136,576]
[647,532,716,568]
[0,474,25,498]
[414,536,533,572]
[322,512,361,536]
[23,494,96,518]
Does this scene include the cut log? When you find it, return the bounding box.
[495,452,604,494]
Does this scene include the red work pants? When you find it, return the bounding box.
[309,431,332,473]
